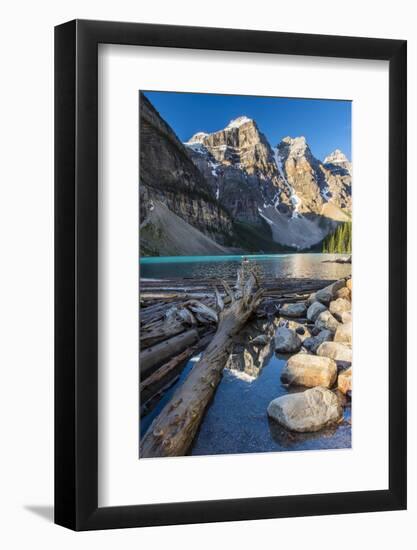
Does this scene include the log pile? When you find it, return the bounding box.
[139,270,339,452]
[139,273,235,418]
[140,265,264,458]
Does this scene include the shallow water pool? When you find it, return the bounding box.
[140,318,351,457]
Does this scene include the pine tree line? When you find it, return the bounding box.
[322,222,352,253]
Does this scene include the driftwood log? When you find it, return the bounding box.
[140,332,215,417]
[140,329,199,378]
[140,321,185,349]
[140,332,215,394]
[140,266,263,457]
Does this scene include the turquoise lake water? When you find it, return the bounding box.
[140,253,351,280]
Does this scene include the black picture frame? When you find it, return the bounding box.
[55,19,407,531]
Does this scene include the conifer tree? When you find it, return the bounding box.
[322,222,352,253]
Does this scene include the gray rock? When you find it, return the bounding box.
[316,341,352,363]
[315,310,340,333]
[306,292,317,306]
[251,334,269,346]
[315,288,333,305]
[274,326,302,353]
[267,386,343,432]
[281,353,338,388]
[307,301,327,322]
[280,302,307,318]
[285,319,311,342]
[329,298,351,322]
[303,329,333,353]
[334,321,352,344]
[315,279,347,305]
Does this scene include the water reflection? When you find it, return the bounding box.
[190,317,352,456]
[268,416,337,448]
[267,403,352,449]
[225,320,275,381]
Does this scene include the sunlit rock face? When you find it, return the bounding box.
[324,149,352,175]
[185,117,292,225]
[276,136,327,215]
[321,151,352,213]
[276,138,352,217]
[185,123,351,249]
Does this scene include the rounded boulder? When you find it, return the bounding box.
[279,302,307,318]
[316,341,352,363]
[315,310,340,333]
[267,387,343,432]
[329,298,351,322]
[281,353,337,388]
[307,301,327,322]
[274,326,302,353]
[334,321,352,344]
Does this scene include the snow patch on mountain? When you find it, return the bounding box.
[186,132,208,144]
[258,208,275,226]
[185,141,208,154]
[226,116,253,129]
[208,159,220,177]
[324,149,349,165]
[321,185,331,201]
[281,136,308,158]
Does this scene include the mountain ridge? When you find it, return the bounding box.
[139,94,351,256]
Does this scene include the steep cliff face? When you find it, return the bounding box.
[324,149,352,174]
[191,116,278,180]
[275,136,327,215]
[275,137,352,218]
[139,94,234,254]
[184,121,351,248]
[322,149,352,214]
[185,117,292,224]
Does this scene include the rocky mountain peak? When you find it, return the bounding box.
[279,136,310,159]
[186,131,209,144]
[184,115,273,175]
[186,116,256,146]
[324,149,349,165]
[323,149,351,176]
[225,115,254,129]
[276,136,329,215]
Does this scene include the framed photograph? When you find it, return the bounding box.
[55,19,407,530]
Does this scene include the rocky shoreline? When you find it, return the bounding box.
[140,266,352,455]
[267,276,352,433]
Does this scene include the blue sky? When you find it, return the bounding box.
[143,91,351,162]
